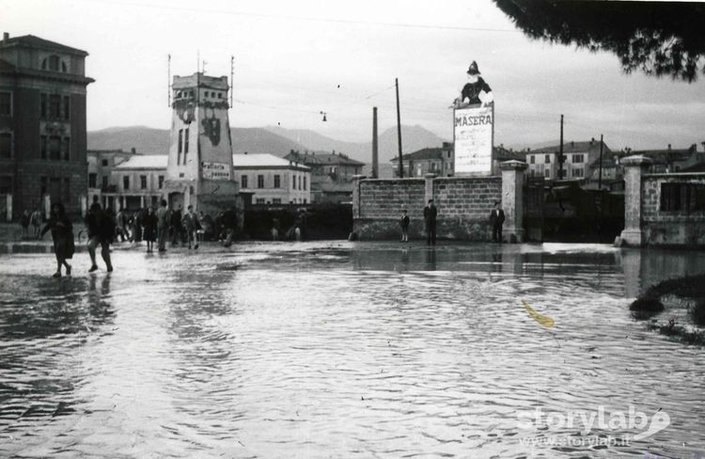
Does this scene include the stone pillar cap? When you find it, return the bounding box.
[424,173,437,178]
[352,174,367,180]
[621,155,653,166]
[499,160,528,171]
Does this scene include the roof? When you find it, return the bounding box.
[527,140,612,155]
[0,34,88,56]
[285,151,364,166]
[233,153,309,169]
[114,155,167,169]
[631,145,696,160]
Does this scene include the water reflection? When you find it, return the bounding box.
[0,242,704,458]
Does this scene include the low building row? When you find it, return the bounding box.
[87,150,312,211]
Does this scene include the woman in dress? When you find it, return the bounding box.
[142,206,158,253]
[40,202,75,278]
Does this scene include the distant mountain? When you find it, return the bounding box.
[87,124,448,163]
[88,126,305,156]
[264,125,449,163]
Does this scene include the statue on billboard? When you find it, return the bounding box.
[453,61,494,108]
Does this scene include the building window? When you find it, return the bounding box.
[0,176,12,194]
[63,95,70,120]
[272,198,281,204]
[88,173,97,188]
[545,154,551,163]
[257,175,264,189]
[63,178,70,203]
[303,176,307,191]
[256,198,265,204]
[184,127,189,154]
[660,183,705,213]
[544,169,550,178]
[49,94,61,119]
[0,92,11,116]
[530,155,535,164]
[40,136,47,159]
[123,176,130,191]
[298,175,302,190]
[241,175,248,188]
[292,175,296,189]
[0,133,12,158]
[40,94,47,118]
[61,137,70,161]
[177,129,183,162]
[48,136,61,160]
[274,174,281,188]
[571,168,584,177]
[158,175,164,189]
[101,159,109,167]
[140,175,147,189]
[572,154,584,163]
[102,175,108,189]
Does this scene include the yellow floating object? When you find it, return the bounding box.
[522,300,555,329]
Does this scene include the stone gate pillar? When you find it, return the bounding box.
[352,175,366,219]
[620,155,652,247]
[500,160,528,243]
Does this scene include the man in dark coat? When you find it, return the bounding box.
[489,200,505,243]
[423,199,437,245]
[86,202,114,272]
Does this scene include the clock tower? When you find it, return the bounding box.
[164,72,239,214]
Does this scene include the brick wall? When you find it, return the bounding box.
[641,173,705,246]
[353,175,501,240]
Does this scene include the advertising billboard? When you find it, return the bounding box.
[454,105,494,175]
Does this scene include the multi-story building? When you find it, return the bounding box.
[525,139,611,181]
[109,154,167,211]
[87,148,134,207]
[234,153,310,205]
[391,143,454,178]
[284,150,364,203]
[0,33,94,218]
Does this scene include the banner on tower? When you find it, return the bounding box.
[453,105,494,175]
[201,161,231,180]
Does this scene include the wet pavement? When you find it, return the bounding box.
[1,241,705,458]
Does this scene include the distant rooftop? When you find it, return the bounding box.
[114,155,167,169]
[286,151,364,166]
[0,33,88,56]
[233,153,309,169]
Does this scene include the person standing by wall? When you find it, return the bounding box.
[400,209,410,242]
[489,200,505,243]
[181,205,200,250]
[40,202,74,278]
[423,199,437,245]
[20,209,30,239]
[156,199,169,252]
[31,207,42,239]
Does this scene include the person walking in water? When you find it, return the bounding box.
[40,202,74,278]
[85,202,114,272]
[400,209,410,242]
[142,206,158,253]
[156,199,169,252]
[181,205,200,250]
[423,199,437,245]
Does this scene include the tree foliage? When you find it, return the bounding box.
[493,0,705,82]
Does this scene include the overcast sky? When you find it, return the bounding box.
[3,0,704,151]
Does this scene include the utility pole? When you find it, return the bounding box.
[372,106,379,179]
[558,114,564,181]
[598,134,604,190]
[395,78,403,178]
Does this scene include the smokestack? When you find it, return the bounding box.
[372,106,378,178]
[2,33,8,42]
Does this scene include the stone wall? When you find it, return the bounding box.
[641,173,705,246]
[352,174,505,240]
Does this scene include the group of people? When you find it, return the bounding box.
[399,199,505,244]
[19,208,45,240]
[39,201,116,278]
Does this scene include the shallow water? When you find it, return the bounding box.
[1,241,704,458]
